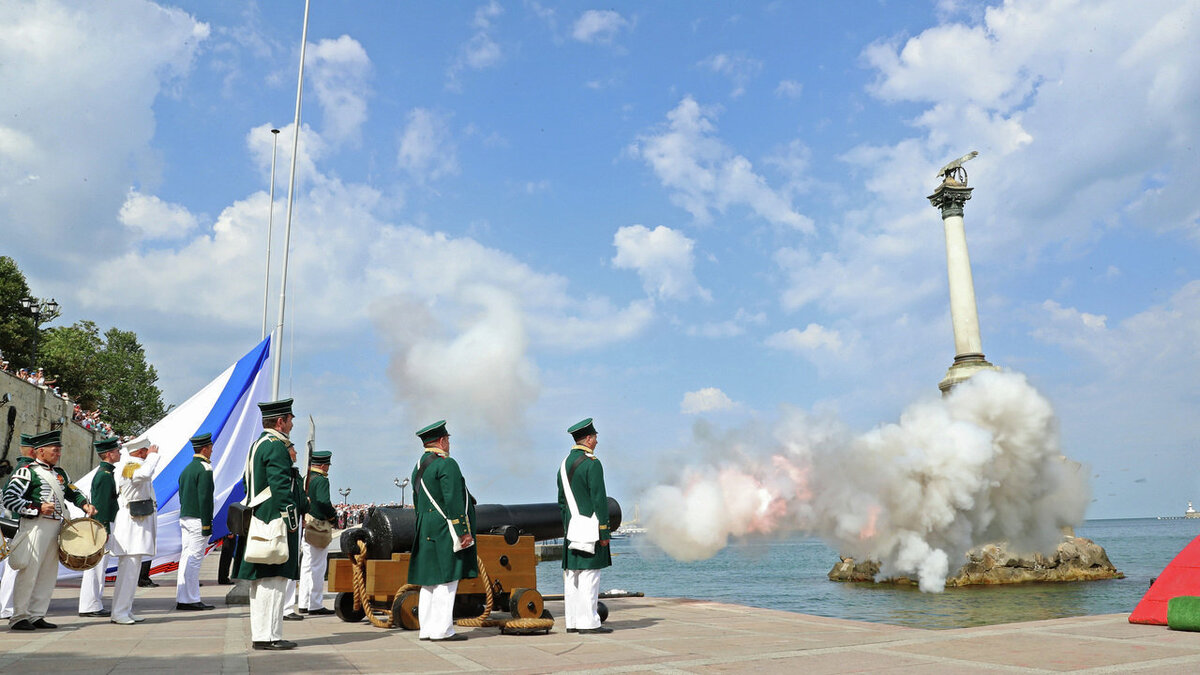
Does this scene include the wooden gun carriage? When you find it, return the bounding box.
[327,499,621,631]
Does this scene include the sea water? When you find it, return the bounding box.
[534,518,1200,629]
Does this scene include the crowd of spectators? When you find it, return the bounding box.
[1,349,117,437]
[334,502,409,529]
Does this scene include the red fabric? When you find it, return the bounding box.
[1129,534,1200,625]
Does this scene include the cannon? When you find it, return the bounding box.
[327,499,621,631]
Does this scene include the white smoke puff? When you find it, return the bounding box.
[641,369,1090,593]
[374,284,539,437]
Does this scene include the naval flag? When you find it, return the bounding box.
[63,337,273,579]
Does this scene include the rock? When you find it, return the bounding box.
[828,536,1124,586]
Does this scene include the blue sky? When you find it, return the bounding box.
[2,0,1198,520]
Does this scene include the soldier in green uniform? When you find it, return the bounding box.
[176,433,215,611]
[0,434,37,620]
[234,398,302,651]
[407,420,477,641]
[557,418,612,634]
[2,430,97,630]
[78,437,121,617]
[297,450,336,615]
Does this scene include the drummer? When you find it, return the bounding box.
[0,433,36,621]
[79,436,121,618]
[1,429,97,630]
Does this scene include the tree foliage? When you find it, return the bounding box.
[40,322,166,436]
[0,256,35,369]
[1,257,166,436]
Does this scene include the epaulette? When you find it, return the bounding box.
[122,462,141,479]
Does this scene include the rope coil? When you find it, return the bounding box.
[349,539,554,632]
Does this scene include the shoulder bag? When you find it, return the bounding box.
[242,442,288,565]
[561,454,599,554]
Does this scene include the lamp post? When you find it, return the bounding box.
[20,297,59,366]
[393,477,410,507]
[338,487,351,505]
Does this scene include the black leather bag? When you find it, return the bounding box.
[128,499,155,517]
[227,503,252,537]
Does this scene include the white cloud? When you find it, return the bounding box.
[447,1,504,90]
[698,52,762,98]
[633,97,813,232]
[685,308,766,338]
[307,35,371,146]
[765,324,844,353]
[397,109,460,182]
[680,387,737,414]
[0,0,209,261]
[612,224,710,301]
[775,79,803,99]
[572,10,629,45]
[118,188,201,241]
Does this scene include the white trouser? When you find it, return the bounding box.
[10,517,61,625]
[112,555,143,621]
[250,576,288,643]
[298,538,329,610]
[78,553,112,613]
[175,517,205,604]
[418,580,459,639]
[563,568,602,630]
[0,558,16,618]
[284,578,298,613]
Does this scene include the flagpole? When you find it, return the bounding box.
[262,128,280,341]
[272,0,311,399]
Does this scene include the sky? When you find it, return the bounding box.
[1,0,1198,521]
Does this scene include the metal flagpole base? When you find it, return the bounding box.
[225,578,252,606]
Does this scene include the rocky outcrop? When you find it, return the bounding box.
[828,536,1124,586]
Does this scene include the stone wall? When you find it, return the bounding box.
[0,370,99,481]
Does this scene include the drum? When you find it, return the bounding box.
[58,517,108,571]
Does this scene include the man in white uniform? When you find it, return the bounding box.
[110,440,159,625]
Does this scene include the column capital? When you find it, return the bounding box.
[927,181,974,219]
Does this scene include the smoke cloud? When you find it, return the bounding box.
[642,370,1089,592]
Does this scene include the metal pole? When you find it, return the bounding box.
[262,128,280,341]
[272,0,311,399]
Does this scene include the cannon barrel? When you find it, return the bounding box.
[342,498,622,560]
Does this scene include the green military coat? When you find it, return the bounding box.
[407,450,478,586]
[234,430,301,581]
[178,454,215,535]
[558,445,612,570]
[307,469,336,522]
[90,461,118,531]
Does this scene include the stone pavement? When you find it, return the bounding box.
[2,555,1199,674]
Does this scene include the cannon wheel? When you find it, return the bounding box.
[597,600,608,624]
[508,587,544,619]
[335,591,366,623]
[392,590,421,630]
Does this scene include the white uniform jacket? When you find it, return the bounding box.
[110,453,159,557]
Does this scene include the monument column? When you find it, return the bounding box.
[928,167,997,394]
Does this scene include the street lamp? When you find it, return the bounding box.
[393,477,410,507]
[338,487,352,505]
[20,297,59,366]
